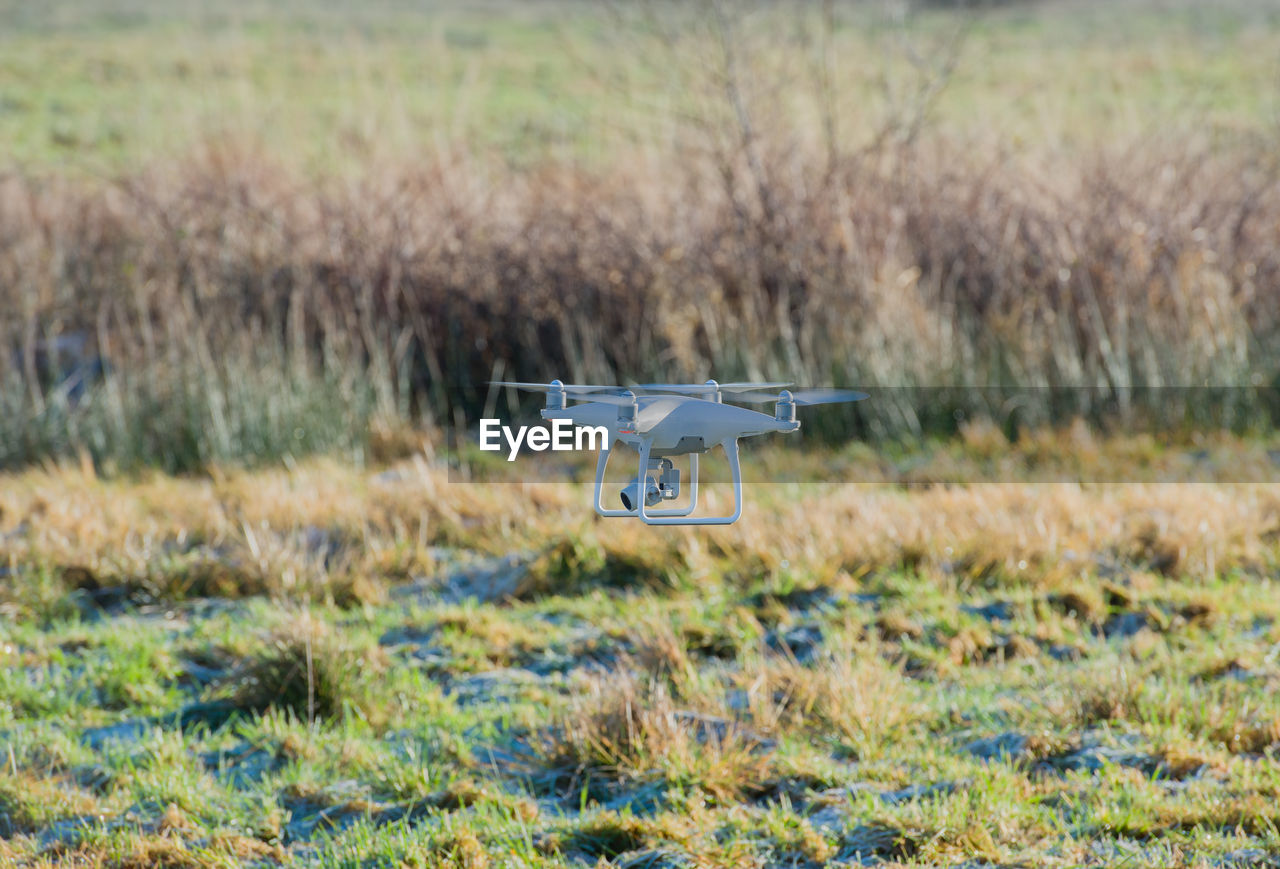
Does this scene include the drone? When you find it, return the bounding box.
[490,380,868,525]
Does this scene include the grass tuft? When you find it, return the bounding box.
[216,618,389,726]
[545,668,774,804]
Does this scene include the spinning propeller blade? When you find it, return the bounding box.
[718,382,795,391]
[488,380,866,407]
[632,381,793,394]
[489,381,636,406]
[734,388,870,405]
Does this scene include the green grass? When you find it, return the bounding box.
[0,352,389,475]
[1,457,1279,865]
[1,0,1277,174]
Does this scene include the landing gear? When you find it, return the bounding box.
[593,439,742,526]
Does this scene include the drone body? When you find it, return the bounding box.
[542,394,797,455]
[492,380,867,525]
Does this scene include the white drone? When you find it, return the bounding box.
[491,380,868,525]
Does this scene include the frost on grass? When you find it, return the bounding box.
[3,462,1280,867]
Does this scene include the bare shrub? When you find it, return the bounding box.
[1,134,1276,468]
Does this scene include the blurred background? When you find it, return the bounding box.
[2,0,1278,471]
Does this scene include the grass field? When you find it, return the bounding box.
[3,0,1280,865]
[1,0,1277,173]
[2,455,1280,866]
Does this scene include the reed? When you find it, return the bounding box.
[1,132,1275,469]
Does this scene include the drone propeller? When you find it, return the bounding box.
[489,381,636,406]
[734,388,870,405]
[632,381,793,394]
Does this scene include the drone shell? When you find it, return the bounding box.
[493,379,866,524]
[542,395,797,454]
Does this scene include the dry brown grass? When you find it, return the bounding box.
[0,456,565,610]
[713,481,1280,590]
[1075,667,1147,727]
[2,133,1278,468]
[546,666,775,803]
[738,640,918,755]
[31,833,281,869]
[421,831,490,869]
[4,458,1280,620]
